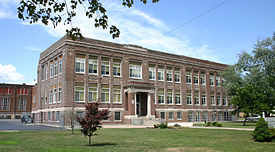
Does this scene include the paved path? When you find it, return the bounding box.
[189,126,254,131]
[0,120,64,131]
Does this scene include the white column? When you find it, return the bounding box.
[134,93,137,117]
[147,93,151,117]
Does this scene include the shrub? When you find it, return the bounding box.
[212,122,218,126]
[216,123,222,127]
[159,122,168,129]
[174,124,181,128]
[271,128,275,139]
[206,122,212,126]
[252,117,272,142]
[154,124,159,128]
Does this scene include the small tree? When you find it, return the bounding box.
[76,102,109,146]
[252,117,272,142]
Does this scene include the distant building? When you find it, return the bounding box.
[0,83,33,119]
[32,36,236,126]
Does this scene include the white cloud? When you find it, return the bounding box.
[25,46,42,52]
[0,63,24,82]
[20,0,221,63]
[0,0,18,19]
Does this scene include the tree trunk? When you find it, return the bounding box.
[243,117,247,126]
[89,136,92,146]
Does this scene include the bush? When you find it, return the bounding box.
[174,124,181,128]
[252,117,272,142]
[212,122,218,126]
[216,123,222,127]
[154,124,159,128]
[271,128,275,139]
[159,122,168,129]
[206,122,212,126]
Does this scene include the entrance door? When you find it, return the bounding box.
[136,93,148,117]
[40,112,43,123]
[136,94,141,116]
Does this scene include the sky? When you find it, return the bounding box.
[0,0,274,84]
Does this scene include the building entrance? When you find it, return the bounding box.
[136,93,148,117]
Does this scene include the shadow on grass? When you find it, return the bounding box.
[90,142,117,147]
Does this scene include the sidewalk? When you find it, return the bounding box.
[190,126,254,131]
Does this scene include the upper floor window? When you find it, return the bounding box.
[175,90,181,105]
[17,88,28,95]
[217,94,221,106]
[211,93,215,105]
[1,98,10,111]
[187,91,192,105]
[88,83,97,102]
[200,72,205,85]
[158,88,164,104]
[129,62,142,79]
[193,71,199,84]
[54,60,58,76]
[49,88,53,104]
[113,85,121,103]
[101,57,110,76]
[223,96,227,106]
[149,65,156,80]
[186,70,191,84]
[89,56,98,74]
[194,91,199,105]
[158,68,164,81]
[167,89,173,104]
[101,84,110,103]
[75,82,84,102]
[18,98,27,111]
[113,59,121,77]
[216,76,220,87]
[166,67,173,82]
[210,74,214,86]
[58,57,62,74]
[201,93,206,105]
[75,55,85,73]
[42,65,45,80]
[53,87,57,104]
[50,62,53,77]
[4,88,13,94]
[58,84,61,103]
[175,68,180,83]
[222,78,226,86]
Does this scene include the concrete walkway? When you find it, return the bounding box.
[189,126,254,131]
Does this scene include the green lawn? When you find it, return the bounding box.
[0,128,274,152]
[194,121,257,129]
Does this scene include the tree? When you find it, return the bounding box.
[17,0,160,40]
[252,117,272,142]
[222,34,275,125]
[76,102,109,146]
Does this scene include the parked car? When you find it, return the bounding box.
[21,115,33,123]
[247,115,261,121]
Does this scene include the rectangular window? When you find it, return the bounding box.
[58,84,61,103]
[200,72,205,85]
[48,112,51,121]
[1,98,10,111]
[45,64,48,80]
[101,57,110,76]
[217,95,221,106]
[167,89,173,104]
[218,112,223,121]
[201,93,206,105]
[216,75,220,87]
[58,57,62,74]
[4,88,12,94]
[49,88,53,104]
[195,112,201,122]
[177,111,182,120]
[175,90,181,105]
[75,55,85,73]
[101,84,110,103]
[53,87,57,104]
[54,60,58,76]
[42,65,45,80]
[114,112,121,121]
[202,111,208,121]
[188,111,193,122]
[211,94,215,105]
[56,111,60,122]
[212,112,216,121]
[113,59,121,77]
[149,66,156,80]
[158,89,164,104]
[187,91,192,105]
[223,96,227,106]
[89,56,98,74]
[160,112,165,119]
[168,112,174,120]
[50,62,53,77]
[210,74,214,86]
[75,82,85,102]
[129,62,142,79]
[0,87,3,94]
[158,68,164,81]
[194,92,199,105]
[113,85,121,103]
[88,83,97,102]
[222,78,226,86]
[18,98,27,111]
[186,70,191,84]
[166,67,172,82]
[175,68,180,83]
[194,72,199,84]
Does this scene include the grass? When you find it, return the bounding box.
[194,121,257,129]
[0,128,274,152]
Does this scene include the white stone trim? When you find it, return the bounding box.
[155,108,234,112]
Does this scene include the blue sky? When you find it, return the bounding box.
[0,0,274,84]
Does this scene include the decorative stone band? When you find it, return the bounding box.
[155,108,234,112]
[31,107,125,113]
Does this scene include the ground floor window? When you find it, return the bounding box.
[48,112,51,121]
[114,112,121,121]
[224,111,229,121]
[158,89,164,104]
[160,112,165,119]
[75,82,84,102]
[202,111,208,122]
[56,111,60,122]
[168,112,174,120]
[195,112,201,122]
[1,98,10,111]
[177,111,182,120]
[218,112,223,121]
[188,111,193,122]
[212,112,216,121]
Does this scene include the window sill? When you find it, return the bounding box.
[211,104,216,106]
[113,75,121,77]
[177,119,182,120]
[102,74,110,77]
[187,104,193,106]
[195,104,200,106]
[175,104,181,105]
[149,79,156,81]
[158,103,165,105]
[75,72,85,75]
[114,120,122,122]
[113,102,122,104]
[202,104,207,106]
[74,101,85,103]
[89,73,98,75]
[175,82,181,84]
[129,77,142,79]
